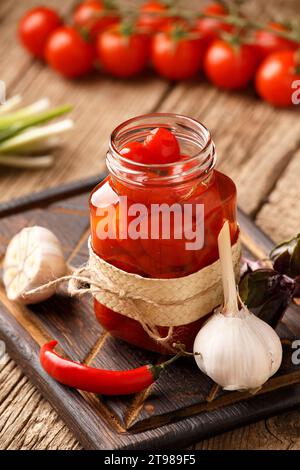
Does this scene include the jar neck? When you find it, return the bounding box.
[106,113,216,188]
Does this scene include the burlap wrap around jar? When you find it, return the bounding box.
[68,235,242,341]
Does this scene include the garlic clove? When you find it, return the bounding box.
[3,226,68,304]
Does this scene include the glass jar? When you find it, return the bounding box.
[90,113,238,353]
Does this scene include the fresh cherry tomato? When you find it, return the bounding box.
[120,141,149,163]
[196,3,233,47]
[151,25,205,80]
[144,128,180,163]
[73,0,119,39]
[18,6,61,59]
[96,24,150,77]
[45,26,95,78]
[138,0,170,34]
[254,22,298,62]
[255,50,300,107]
[204,39,258,89]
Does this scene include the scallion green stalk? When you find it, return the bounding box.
[0,119,74,154]
[0,104,72,143]
[0,154,54,169]
[0,98,50,126]
[0,95,22,116]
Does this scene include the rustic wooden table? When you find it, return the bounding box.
[0,0,300,450]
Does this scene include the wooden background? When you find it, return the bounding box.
[0,0,300,450]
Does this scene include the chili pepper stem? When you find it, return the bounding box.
[149,351,182,380]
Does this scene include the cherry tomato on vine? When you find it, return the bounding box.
[151,25,205,80]
[45,26,95,78]
[254,22,298,62]
[96,24,150,77]
[18,6,61,58]
[204,39,258,89]
[73,0,119,39]
[138,0,171,34]
[255,50,300,107]
[196,3,233,47]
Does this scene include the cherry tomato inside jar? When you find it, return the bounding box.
[90,117,238,353]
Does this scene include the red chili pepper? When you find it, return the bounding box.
[40,340,181,395]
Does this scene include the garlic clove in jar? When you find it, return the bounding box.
[3,226,68,304]
[193,221,283,392]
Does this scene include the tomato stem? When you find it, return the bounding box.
[103,0,118,11]
[119,21,135,37]
[134,3,300,45]
[294,49,300,74]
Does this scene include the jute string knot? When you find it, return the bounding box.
[23,236,241,347]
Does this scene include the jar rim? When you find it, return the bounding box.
[107,113,216,185]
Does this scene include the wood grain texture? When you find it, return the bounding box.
[1,186,300,450]
[0,355,80,450]
[1,0,300,451]
[256,149,300,243]
[157,83,300,216]
[0,0,170,203]
[2,295,300,450]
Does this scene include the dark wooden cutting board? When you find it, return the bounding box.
[0,174,300,450]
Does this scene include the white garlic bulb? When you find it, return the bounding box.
[193,221,283,392]
[3,226,68,304]
[193,307,282,391]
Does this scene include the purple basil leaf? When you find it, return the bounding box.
[240,258,266,276]
[251,292,291,328]
[290,237,300,277]
[239,269,282,308]
[239,269,296,327]
[270,234,300,277]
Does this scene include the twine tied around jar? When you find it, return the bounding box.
[23,235,241,347]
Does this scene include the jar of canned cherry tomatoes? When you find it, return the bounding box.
[90,113,239,353]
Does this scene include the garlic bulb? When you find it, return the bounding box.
[3,226,68,304]
[193,221,283,392]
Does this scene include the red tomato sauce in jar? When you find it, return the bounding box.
[90,114,238,353]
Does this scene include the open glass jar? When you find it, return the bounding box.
[90,113,238,353]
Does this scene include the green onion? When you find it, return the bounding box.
[0,98,50,126]
[0,104,72,143]
[0,95,22,115]
[0,96,74,170]
[0,154,54,169]
[0,119,74,154]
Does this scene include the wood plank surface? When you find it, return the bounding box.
[256,150,300,243]
[0,0,300,451]
[1,183,300,450]
[1,196,300,449]
[0,0,170,203]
